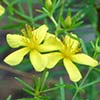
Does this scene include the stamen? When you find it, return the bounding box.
[62,35,81,58]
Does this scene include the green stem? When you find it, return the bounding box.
[34,69,48,98]
[74,82,78,89]
[40,69,49,91]
[93,51,97,60]
[72,83,79,100]
[80,68,93,87]
[58,0,65,25]
[72,89,79,100]
[50,16,58,28]
[72,68,93,100]
[49,15,59,36]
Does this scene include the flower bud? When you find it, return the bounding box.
[64,16,72,28]
[95,38,100,54]
[45,0,52,11]
[0,5,5,16]
[96,46,100,53]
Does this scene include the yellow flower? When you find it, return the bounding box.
[0,5,5,16]
[4,24,51,72]
[44,33,98,82]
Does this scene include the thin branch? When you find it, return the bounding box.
[0,64,34,79]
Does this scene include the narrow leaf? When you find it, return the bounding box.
[60,77,65,100]
[81,79,100,89]
[17,98,34,100]
[15,77,34,91]
[6,95,12,100]
[22,88,34,96]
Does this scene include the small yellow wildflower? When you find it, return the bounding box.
[0,5,5,16]
[43,33,98,82]
[4,24,52,72]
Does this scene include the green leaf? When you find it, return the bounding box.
[86,0,95,4]
[60,77,65,100]
[17,3,25,14]
[0,23,23,30]
[2,0,9,5]
[42,7,50,16]
[53,0,61,12]
[72,21,83,29]
[6,95,12,100]
[34,14,47,22]
[42,83,66,93]
[14,9,33,22]
[80,39,88,54]
[93,67,100,73]
[22,88,34,96]
[40,71,49,91]
[81,79,100,89]
[32,97,42,100]
[72,10,85,23]
[15,77,34,91]
[11,0,19,5]
[8,16,27,23]
[27,0,33,18]
[17,98,34,100]
[82,5,97,26]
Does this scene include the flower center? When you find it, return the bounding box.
[23,35,39,51]
[21,25,40,51]
[61,40,81,59]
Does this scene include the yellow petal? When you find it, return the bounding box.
[71,53,98,67]
[63,59,82,82]
[46,52,63,69]
[39,34,64,52]
[7,34,26,48]
[30,50,47,72]
[64,33,79,49]
[33,25,48,44]
[0,5,5,16]
[4,47,29,65]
